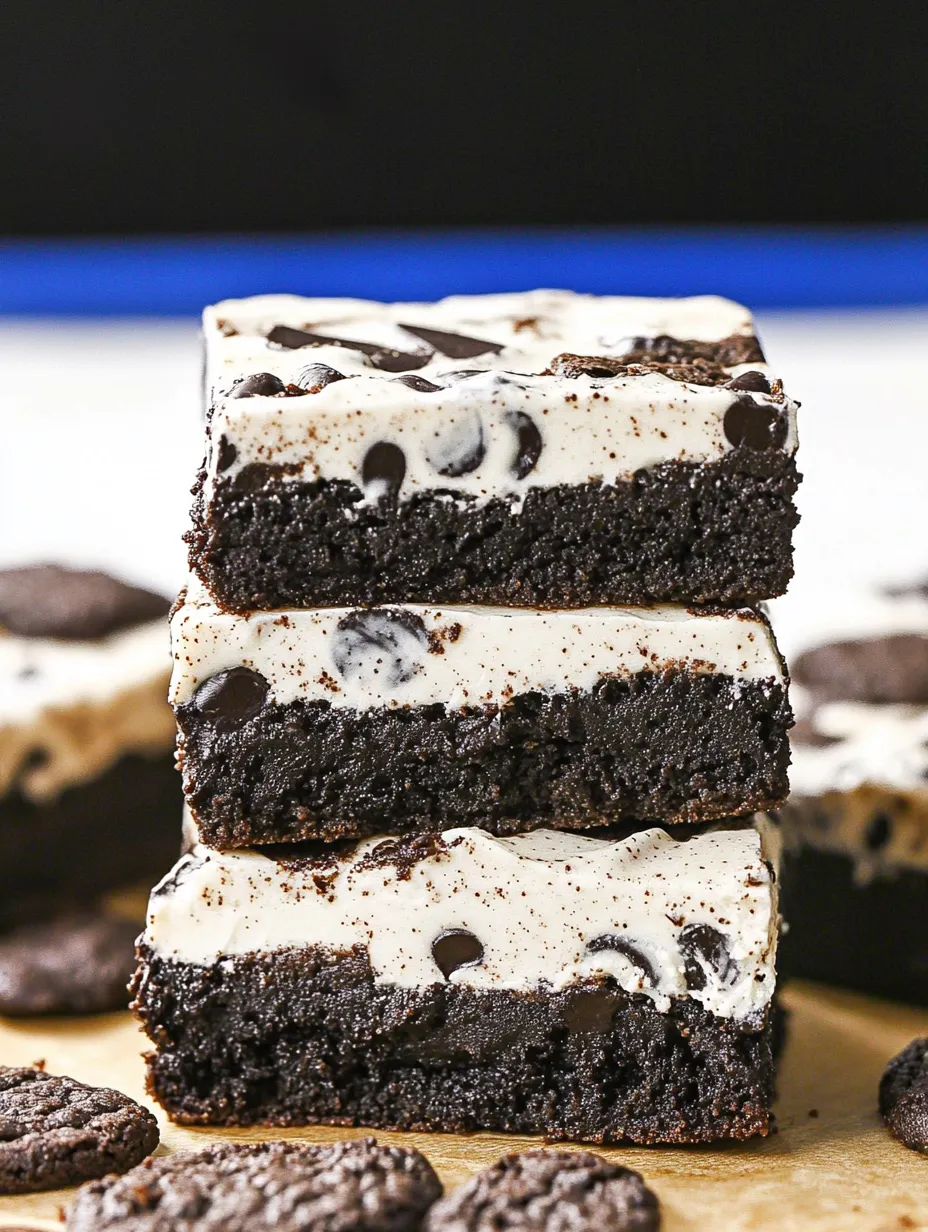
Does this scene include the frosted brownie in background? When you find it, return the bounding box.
[171,586,792,845]
[189,291,799,611]
[778,582,928,1004]
[0,565,182,928]
[133,815,780,1142]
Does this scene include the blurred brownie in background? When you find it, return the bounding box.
[779,582,928,1005]
[0,564,181,928]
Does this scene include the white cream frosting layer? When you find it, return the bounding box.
[0,620,175,801]
[201,291,796,508]
[791,703,928,796]
[147,818,780,1022]
[170,585,785,711]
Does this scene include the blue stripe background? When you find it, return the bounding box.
[1,228,927,315]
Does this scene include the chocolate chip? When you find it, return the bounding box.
[880,1037,928,1152]
[0,566,169,641]
[564,990,620,1033]
[793,634,928,705]
[679,924,735,991]
[501,410,544,480]
[266,325,430,372]
[723,396,789,450]
[586,936,656,986]
[332,609,429,690]
[215,435,237,472]
[865,813,892,851]
[398,322,503,359]
[726,370,772,393]
[229,372,285,398]
[432,929,484,979]
[424,410,486,477]
[362,442,407,497]
[393,375,443,392]
[193,667,270,733]
[297,363,346,391]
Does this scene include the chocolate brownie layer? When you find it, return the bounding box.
[177,672,790,845]
[778,843,928,1006]
[188,450,799,610]
[0,752,182,929]
[133,943,777,1144]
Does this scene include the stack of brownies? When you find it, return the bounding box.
[133,290,800,1144]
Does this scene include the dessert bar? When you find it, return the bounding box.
[188,291,800,611]
[133,816,780,1143]
[0,565,182,926]
[779,584,928,1004]
[171,587,791,845]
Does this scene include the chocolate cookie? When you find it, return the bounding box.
[0,1066,159,1194]
[792,633,928,704]
[67,1138,442,1230]
[879,1037,928,1152]
[0,914,139,1016]
[424,1149,659,1231]
[0,564,169,640]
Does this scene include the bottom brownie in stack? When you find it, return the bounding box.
[133,815,781,1143]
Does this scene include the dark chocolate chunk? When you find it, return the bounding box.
[393,374,444,392]
[423,410,486,477]
[398,322,504,359]
[67,1138,442,1232]
[679,924,735,991]
[215,435,237,472]
[506,411,543,479]
[362,441,407,497]
[879,1038,928,1152]
[0,913,139,1016]
[0,1066,159,1195]
[0,565,169,641]
[194,667,270,733]
[296,362,347,390]
[586,936,657,986]
[266,325,430,372]
[726,370,772,394]
[864,813,892,851]
[432,930,484,979]
[793,634,928,705]
[723,396,789,450]
[564,989,620,1033]
[424,1148,659,1232]
[622,332,765,367]
[229,372,285,398]
[332,609,429,690]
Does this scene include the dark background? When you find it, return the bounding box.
[3,1,927,236]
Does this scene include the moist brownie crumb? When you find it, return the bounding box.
[424,1149,659,1231]
[879,1038,928,1152]
[0,913,140,1016]
[66,1137,442,1231]
[0,1066,159,1194]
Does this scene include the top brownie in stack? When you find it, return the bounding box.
[187,290,800,611]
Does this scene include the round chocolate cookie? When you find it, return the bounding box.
[67,1137,442,1231]
[0,564,169,641]
[879,1037,928,1152]
[0,914,140,1016]
[792,633,928,704]
[0,1066,159,1194]
[424,1149,659,1231]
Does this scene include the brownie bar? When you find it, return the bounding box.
[171,595,791,845]
[190,291,799,610]
[133,820,780,1142]
[0,751,182,929]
